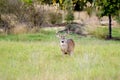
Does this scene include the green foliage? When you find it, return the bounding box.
[94,0,120,39]
[48,12,62,24]
[21,0,33,4]
[0,29,55,41]
[0,0,22,14]
[64,0,74,23]
[65,11,74,23]
[63,0,73,10]
[89,27,108,39]
[115,12,120,24]
[95,0,120,16]
[112,27,120,38]
[50,0,75,23]
[0,0,5,13]
[89,27,120,39]
[73,0,87,11]
[37,0,52,4]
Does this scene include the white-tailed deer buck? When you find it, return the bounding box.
[56,32,75,56]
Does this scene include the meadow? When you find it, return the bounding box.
[0,27,120,80]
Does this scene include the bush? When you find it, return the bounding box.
[65,11,74,23]
[89,27,108,39]
[9,23,28,34]
[0,2,47,34]
[116,14,120,24]
[0,0,22,15]
[58,23,87,36]
[48,12,62,24]
[18,4,46,27]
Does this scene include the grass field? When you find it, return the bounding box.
[0,27,120,80]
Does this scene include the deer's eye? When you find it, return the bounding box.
[61,41,64,43]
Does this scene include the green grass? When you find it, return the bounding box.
[89,27,120,39]
[0,28,120,80]
[0,30,56,41]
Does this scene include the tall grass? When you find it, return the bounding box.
[89,27,120,39]
[0,28,120,80]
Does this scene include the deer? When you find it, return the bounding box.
[56,31,75,56]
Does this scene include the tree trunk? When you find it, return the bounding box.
[0,14,1,21]
[108,14,112,39]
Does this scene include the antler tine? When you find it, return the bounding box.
[56,30,61,38]
[67,29,70,34]
[56,30,58,34]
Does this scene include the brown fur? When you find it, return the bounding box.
[67,39,75,51]
[60,39,75,55]
[56,32,75,55]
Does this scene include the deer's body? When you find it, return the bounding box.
[60,39,75,55]
[57,33,75,55]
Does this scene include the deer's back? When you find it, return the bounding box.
[67,39,75,52]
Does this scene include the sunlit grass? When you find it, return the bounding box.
[89,27,120,39]
[0,28,120,80]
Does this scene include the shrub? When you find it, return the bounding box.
[48,12,62,24]
[9,23,28,34]
[64,0,74,23]
[115,14,120,24]
[60,23,87,36]
[65,11,74,23]
[18,4,46,27]
[88,27,108,39]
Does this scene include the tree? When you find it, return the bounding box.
[0,0,22,15]
[53,0,95,23]
[64,0,74,23]
[0,0,22,33]
[95,0,120,39]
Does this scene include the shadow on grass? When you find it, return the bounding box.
[106,37,120,41]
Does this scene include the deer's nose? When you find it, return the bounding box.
[61,41,64,43]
